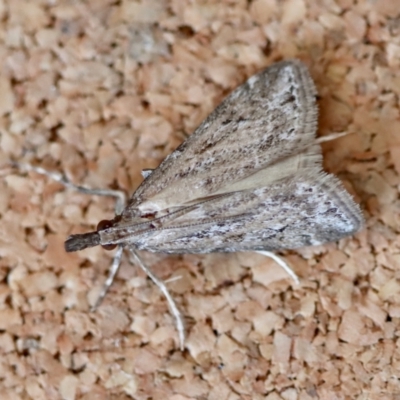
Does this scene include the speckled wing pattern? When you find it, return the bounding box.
[125,59,321,214]
[65,60,363,254]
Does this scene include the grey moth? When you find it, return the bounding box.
[65,60,363,256]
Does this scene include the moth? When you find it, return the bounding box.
[65,60,363,257]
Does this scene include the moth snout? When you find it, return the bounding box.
[64,231,101,252]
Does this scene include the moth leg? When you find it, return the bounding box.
[256,251,300,285]
[315,131,347,144]
[11,162,126,214]
[90,245,124,311]
[129,248,185,351]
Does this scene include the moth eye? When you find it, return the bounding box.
[102,243,117,251]
[97,219,114,231]
[96,219,118,251]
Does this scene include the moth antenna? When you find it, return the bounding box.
[65,231,101,252]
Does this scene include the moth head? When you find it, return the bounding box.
[64,216,121,252]
[96,219,118,250]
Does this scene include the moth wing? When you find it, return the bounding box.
[123,170,363,253]
[125,60,318,217]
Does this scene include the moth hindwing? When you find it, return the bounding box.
[65,59,363,254]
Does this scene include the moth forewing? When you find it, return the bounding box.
[123,60,319,215]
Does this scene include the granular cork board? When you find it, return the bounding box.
[0,1,399,399]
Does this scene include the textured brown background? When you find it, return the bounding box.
[0,0,399,399]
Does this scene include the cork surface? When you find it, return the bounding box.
[1,1,400,399]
